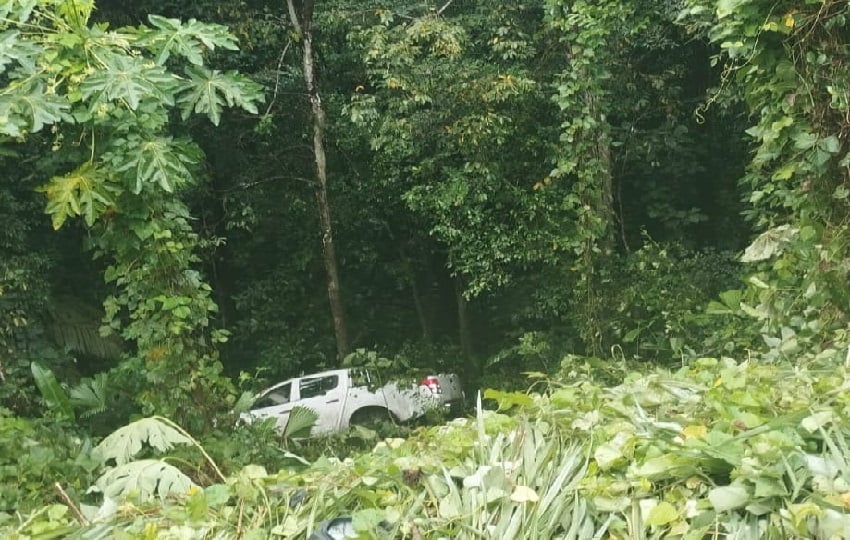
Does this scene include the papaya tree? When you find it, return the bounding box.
[0,0,263,426]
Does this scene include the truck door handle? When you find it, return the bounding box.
[326,399,339,403]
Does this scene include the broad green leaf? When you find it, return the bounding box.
[39,163,118,228]
[801,411,835,432]
[177,66,263,126]
[31,362,75,420]
[137,15,239,66]
[792,131,818,150]
[820,135,841,154]
[94,417,193,466]
[95,459,195,501]
[79,52,178,111]
[645,501,678,526]
[283,406,318,439]
[112,136,197,194]
[0,79,72,136]
[717,0,748,18]
[718,289,742,308]
[741,225,798,262]
[708,484,750,512]
[352,508,385,532]
[204,484,231,507]
[0,30,41,74]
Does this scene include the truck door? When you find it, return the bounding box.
[297,373,343,434]
[248,382,294,430]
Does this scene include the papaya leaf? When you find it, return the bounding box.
[30,362,75,420]
[79,52,178,111]
[0,79,72,136]
[0,0,38,23]
[94,417,193,466]
[137,16,239,66]
[95,459,195,501]
[177,66,263,126]
[39,162,119,229]
[283,406,318,439]
[113,136,198,193]
[0,30,41,75]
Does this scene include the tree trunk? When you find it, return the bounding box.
[287,0,350,360]
[454,277,473,358]
[410,271,432,341]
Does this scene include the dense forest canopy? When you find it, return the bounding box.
[3,0,850,537]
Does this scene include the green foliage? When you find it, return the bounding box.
[598,241,742,360]
[0,0,263,425]
[30,362,75,421]
[680,0,850,345]
[0,411,98,514]
[347,3,570,296]
[94,417,193,466]
[9,347,850,538]
[282,406,319,440]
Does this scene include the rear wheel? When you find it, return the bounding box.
[349,407,397,430]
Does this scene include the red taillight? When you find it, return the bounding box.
[421,376,442,394]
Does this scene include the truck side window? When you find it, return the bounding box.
[255,382,291,408]
[299,375,339,399]
[350,369,368,388]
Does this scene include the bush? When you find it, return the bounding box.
[597,241,741,361]
[0,410,98,514]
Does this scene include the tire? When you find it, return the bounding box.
[349,407,396,430]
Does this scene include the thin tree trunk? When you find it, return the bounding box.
[410,272,432,341]
[287,0,350,360]
[454,277,473,358]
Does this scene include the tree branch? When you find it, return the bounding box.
[54,482,88,525]
[264,39,292,116]
[285,0,302,36]
[436,0,454,16]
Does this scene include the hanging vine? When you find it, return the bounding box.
[546,0,636,355]
[682,0,850,347]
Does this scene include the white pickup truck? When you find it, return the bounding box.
[241,368,464,435]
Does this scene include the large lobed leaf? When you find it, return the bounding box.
[177,66,264,126]
[0,79,72,136]
[79,52,179,111]
[39,162,120,229]
[94,417,192,466]
[95,459,195,501]
[110,135,199,194]
[0,29,41,75]
[136,15,239,66]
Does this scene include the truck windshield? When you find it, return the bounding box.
[255,382,292,408]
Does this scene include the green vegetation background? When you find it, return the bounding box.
[3,0,850,538]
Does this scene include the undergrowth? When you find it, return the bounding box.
[5,343,850,539]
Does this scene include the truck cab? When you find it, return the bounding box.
[241,368,463,435]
